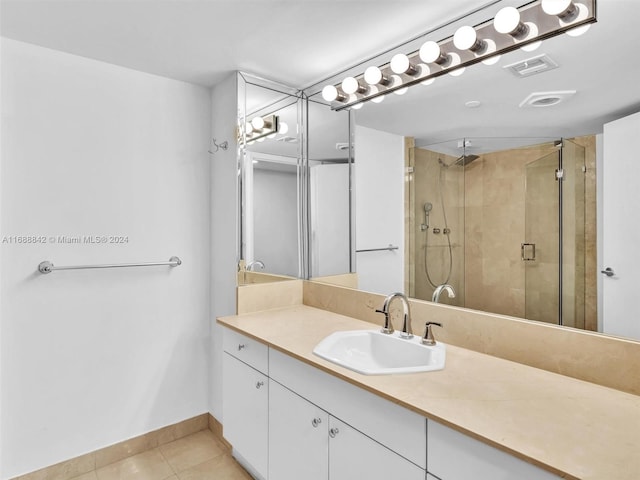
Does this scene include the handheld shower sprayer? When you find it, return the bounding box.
[422,202,433,230]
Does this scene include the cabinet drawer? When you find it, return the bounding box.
[269,348,426,469]
[427,420,561,479]
[223,327,268,374]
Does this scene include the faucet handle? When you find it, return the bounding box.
[422,322,443,346]
[375,309,394,334]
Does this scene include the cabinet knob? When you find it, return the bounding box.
[255,381,264,389]
[329,427,339,438]
[311,418,322,428]
[237,344,246,351]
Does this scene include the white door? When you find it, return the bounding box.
[602,111,640,340]
[222,353,268,478]
[269,380,329,480]
[328,417,424,480]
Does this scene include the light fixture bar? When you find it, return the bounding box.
[240,114,280,144]
[325,0,596,111]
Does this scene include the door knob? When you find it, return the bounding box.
[329,427,339,438]
[601,267,615,277]
[255,381,264,389]
[311,418,322,428]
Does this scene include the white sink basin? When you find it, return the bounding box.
[312,329,446,375]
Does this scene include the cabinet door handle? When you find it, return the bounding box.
[237,344,246,351]
[329,427,339,438]
[311,418,322,428]
[255,381,264,389]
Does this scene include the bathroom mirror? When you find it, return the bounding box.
[305,0,640,341]
[237,72,303,282]
[237,73,354,285]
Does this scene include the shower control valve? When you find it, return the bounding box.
[433,228,441,234]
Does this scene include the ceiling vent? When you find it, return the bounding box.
[503,54,558,78]
[519,91,577,108]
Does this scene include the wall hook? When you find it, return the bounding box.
[208,138,229,154]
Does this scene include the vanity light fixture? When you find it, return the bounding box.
[240,114,280,144]
[320,0,596,110]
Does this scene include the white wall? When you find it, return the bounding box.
[0,39,211,478]
[354,126,404,294]
[253,168,298,277]
[209,72,238,422]
[310,163,351,277]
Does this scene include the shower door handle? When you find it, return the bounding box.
[521,243,536,261]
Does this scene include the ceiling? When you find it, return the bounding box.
[0,0,496,88]
[2,0,639,151]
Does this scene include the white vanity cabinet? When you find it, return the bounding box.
[222,329,269,480]
[427,420,562,480]
[268,379,329,480]
[221,326,560,480]
[269,378,423,480]
[328,417,424,480]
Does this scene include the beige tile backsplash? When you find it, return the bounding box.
[300,281,640,396]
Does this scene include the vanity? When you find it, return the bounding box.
[218,300,640,480]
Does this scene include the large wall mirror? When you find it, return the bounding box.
[303,0,640,342]
[237,72,353,285]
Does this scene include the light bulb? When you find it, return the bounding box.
[542,0,574,17]
[521,40,542,52]
[251,117,264,130]
[351,102,364,110]
[447,53,465,77]
[245,122,252,134]
[566,23,590,36]
[453,26,486,54]
[278,122,289,135]
[480,39,501,65]
[364,66,389,86]
[482,54,501,66]
[368,85,385,103]
[390,75,408,95]
[418,64,434,85]
[419,41,449,66]
[494,6,528,39]
[322,85,339,102]
[560,3,590,36]
[341,77,361,95]
[390,54,418,75]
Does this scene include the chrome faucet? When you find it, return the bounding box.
[432,284,456,303]
[375,292,413,338]
[246,260,265,271]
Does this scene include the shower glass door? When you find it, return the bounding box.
[560,139,586,329]
[524,149,561,324]
[524,140,586,326]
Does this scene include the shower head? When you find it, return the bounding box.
[424,202,433,213]
[454,154,480,166]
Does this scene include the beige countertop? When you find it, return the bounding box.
[218,305,640,480]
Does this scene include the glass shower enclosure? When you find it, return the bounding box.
[409,137,587,328]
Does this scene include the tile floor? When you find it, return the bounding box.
[69,430,252,480]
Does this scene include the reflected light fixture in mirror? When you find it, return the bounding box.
[240,114,279,145]
[321,0,596,111]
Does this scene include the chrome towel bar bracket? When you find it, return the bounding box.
[38,256,182,274]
